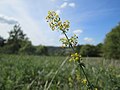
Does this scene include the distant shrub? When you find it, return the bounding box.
[103,23,120,59]
[35,45,48,55]
[80,44,99,57]
[19,42,36,55]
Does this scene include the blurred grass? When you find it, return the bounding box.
[0,54,120,90]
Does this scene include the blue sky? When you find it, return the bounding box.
[0,0,120,46]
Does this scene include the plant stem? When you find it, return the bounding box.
[78,60,94,89]
[63,31,94,90]
[63,32,75,52]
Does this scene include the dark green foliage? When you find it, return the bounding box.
[35,45,48,55]
[0,44,19,54]
[0,24,104,56]
[0,25,49,55]
[0,36,6,53]
[47,46,72,56]
[80,44,99,57]
[0,55,119,89]
[0,36,5,47]
[75,44,83,53]
[19,42,36,55]
[103,24,120,59]
[96,43,103,57]
[7,24,28,54]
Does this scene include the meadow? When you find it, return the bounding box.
[0,54,120,90]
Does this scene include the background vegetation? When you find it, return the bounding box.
[0,23,120,59]
[0,23,120,89]
[0,55,120,90]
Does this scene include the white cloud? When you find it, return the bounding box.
[0,0,76,46]
[57,2,75,14]
[56,9,61,15]
[73,29,83,36]
[69,3,75,8]
[0,24,12,39]
[0,14,18,24]
[84,37,94,43]
[60,2,68,8]
[0,0,49,45]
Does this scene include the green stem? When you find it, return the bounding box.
[63,32,75,52]
[78,61,94,89]
[63,31,94,90]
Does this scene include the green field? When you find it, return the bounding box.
[0,54,120,90]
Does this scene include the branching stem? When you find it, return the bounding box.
[63,31,94,90]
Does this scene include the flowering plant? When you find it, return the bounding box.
[46,11,96,90]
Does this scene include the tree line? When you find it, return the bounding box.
[0,25,48,55]
[0,23,120,59]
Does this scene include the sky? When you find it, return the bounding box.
[0,0,120,46]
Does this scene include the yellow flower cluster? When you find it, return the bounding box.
[60,34,78,47]
[46,11,70,32]
[95,88,98,90]
[69,34,78,47]
[59,37,69,47]
[69,53,81,62]
[68,77,73,87]
[82,79,87,85]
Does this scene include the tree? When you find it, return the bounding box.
[103,23,120,59]
[7,24,28,54]
[96,43,103,57]
[0,36,5,47]
[75,44,83,53]
[19,41,36,55]
[80,44,99,57]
